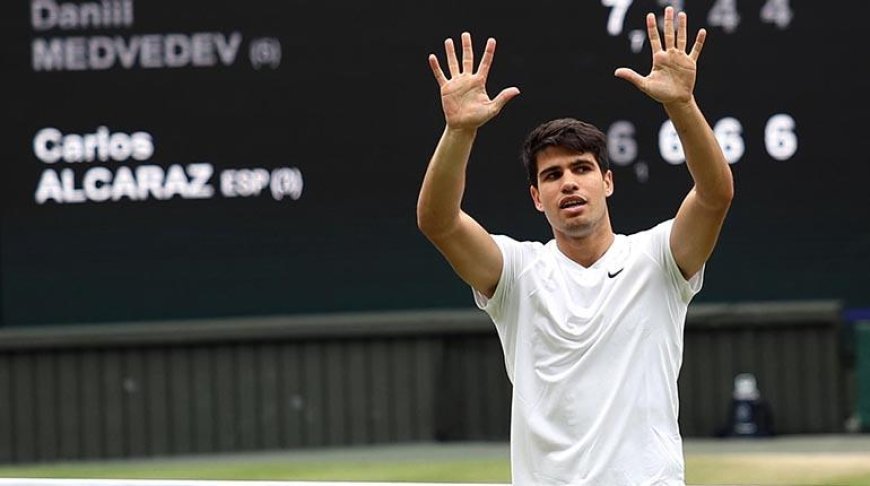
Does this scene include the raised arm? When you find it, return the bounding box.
[417,33,520,297]
[615,7,734,279]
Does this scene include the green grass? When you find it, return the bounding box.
[685,454,870,485]
[836,475,870,486]
[0,459,510,482]
[2,454,870,485]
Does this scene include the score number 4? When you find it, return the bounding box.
[603,0,793,36]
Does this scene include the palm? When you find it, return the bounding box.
[615,7,706,106]
[428,34,519,130]
[643,50,697,104]
[440,76,498,128]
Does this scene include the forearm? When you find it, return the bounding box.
[416,127,477,237]
[665,98,734,206]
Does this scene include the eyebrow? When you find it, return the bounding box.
[570,158,596,168]
[538,166,561,178]
[538,159,595,177]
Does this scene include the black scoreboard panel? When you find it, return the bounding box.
[2,0,867,326]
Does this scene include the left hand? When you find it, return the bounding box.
[614,7,706,105]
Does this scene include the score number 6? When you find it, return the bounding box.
[660,118,744,165]
[659,115,797,164]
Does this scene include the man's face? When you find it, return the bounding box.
[529,145,613,239]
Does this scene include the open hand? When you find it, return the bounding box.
[614,7,706,106]
[429,33,520,131]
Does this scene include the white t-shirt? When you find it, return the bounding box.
[474,220,703,486]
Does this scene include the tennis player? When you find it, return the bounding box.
[417,7,732,486]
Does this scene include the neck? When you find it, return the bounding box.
[553,218,615,268]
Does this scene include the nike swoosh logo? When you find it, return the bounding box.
[608,268,624,278]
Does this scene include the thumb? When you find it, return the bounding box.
[614,68,645,90]
[491,87,521,112]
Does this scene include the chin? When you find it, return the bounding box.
[565,212,606,235]
[559,221,595,238]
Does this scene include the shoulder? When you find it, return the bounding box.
[621,219,676,273]
[489,234,552,281]
[626,219,704,300]
[626,219,674,242]
[490,234,547,259]
[474,235,548,314]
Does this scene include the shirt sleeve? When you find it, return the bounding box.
[471,234,527,382]
[472,235,521,322]
[648,219,704,303]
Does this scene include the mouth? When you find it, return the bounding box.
[559,196,587,209]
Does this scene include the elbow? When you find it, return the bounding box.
[417,211,435,237]
[697,176,734,211]
[416,197,433,235]
[724,173,735,203]
[719,176,735,207]
[416,206,459,242]
[712,164,735,205]
[710,188,734,212]
[416,206,432,235]
[416,206,446,240]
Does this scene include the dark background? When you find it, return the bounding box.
[2,0,867,326]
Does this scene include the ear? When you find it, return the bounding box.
[604,170,614,197]
[529,185,544,212]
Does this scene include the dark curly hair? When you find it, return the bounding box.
[521,118,609,187]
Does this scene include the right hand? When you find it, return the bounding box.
[429,33,520,131]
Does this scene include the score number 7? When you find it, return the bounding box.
[606,0,792,37]
[602,0,634,36]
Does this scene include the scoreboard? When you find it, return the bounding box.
[2,0,867,326]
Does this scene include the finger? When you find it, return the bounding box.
[461,32,473,74]
[445,38,460,77]
[646,13,662,52]
[477,38,496,79]
[491,87,521,113]
[689,28,707,61]
[663,6,675,50]
[428,54,448,87]
[614,68,646,91]
[676,11,687,51]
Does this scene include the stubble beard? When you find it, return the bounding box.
[549,211,595,240]
[550,205,608,241]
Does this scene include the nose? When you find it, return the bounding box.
[560,176,579,193]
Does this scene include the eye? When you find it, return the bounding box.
[544,171,560,180]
